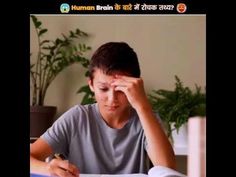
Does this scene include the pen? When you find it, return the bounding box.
[54,153,66,160]
[53,153,79,177]
[53,154,72,175]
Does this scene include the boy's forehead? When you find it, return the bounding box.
[93,70,116,82]
[94,68,129,77]
[93,69,128,85]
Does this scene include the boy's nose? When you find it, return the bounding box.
[108,89,118,103]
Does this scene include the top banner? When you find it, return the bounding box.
[29,0,206,14]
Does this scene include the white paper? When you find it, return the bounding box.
[80,166,186,177]
[148,166,187,177]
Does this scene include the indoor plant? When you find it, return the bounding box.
[76,62,96,105]
[77,84,96,105]
[148,75,206,141]
[30,15,91,137]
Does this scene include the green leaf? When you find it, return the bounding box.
[31,15,42,28]
[39,29,48,36]
[55,38,63,45]
[40,40,50,46]
[77,85,91,93]
[85,71,90,77]
[81,97,96,105]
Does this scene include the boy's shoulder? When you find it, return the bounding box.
[68,103,97,113]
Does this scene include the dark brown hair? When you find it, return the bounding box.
[88,42,140,80]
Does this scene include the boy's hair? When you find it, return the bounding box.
[88,42,140,80]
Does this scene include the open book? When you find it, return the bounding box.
[31,166,186,177]
[98,166,186,177]
[147,166,186,177]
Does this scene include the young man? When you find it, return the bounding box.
[30,42,176,177]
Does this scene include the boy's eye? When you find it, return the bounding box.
[99,88,108,92]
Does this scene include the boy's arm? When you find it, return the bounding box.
[112,75,176,169]
[30,138,79,177]
[136,103,176,169]
[30,138,54,175]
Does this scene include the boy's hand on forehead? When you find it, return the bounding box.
[111,75,151,111]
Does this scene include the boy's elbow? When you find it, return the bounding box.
[152,157,177,170]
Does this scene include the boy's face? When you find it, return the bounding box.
[88,68,130,117]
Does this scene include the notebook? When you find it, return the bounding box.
[30,173,51,177]
[31,166,186,177]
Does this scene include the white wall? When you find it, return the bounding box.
[30,15,206,117]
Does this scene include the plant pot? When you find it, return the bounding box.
[30,105,57,138]
[171,123,188,148]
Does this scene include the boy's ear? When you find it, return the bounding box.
[88,79,94,92]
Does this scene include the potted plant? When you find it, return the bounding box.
[30,15,91,138]
[148,75,206,145]
[75,61,96,105]
[77,84,96,105]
